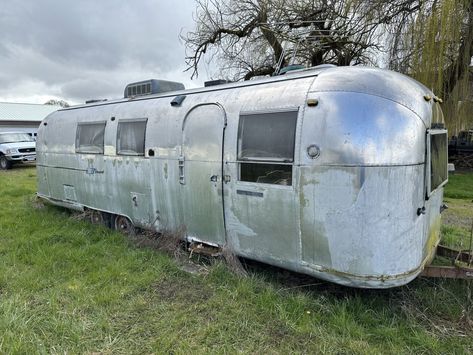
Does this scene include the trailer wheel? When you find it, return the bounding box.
[0,155,12,170]
[114,215,136,235]
[90,210,103,224]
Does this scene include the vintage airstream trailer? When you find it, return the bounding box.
[36,66,448,288]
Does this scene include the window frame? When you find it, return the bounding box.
[116,118,148,156]
[75,121,107,154]
[426,128,448,197]
[237,108,299,185]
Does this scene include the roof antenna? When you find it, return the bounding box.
[290,39,303,65]
[273,45,287,76]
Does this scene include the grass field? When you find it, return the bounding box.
[0,166,472,354]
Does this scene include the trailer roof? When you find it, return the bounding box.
[61,65,330,111]
[60,65,433,120]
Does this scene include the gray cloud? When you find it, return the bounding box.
[0,0,204,104]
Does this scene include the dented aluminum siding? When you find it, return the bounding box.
[37,66,446,288]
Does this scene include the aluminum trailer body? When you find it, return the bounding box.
[36,66,448,288]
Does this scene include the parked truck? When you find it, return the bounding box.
[0,131,36,169]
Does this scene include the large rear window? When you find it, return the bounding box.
[430,131,448,192]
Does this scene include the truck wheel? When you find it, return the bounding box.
[113,215,136,236]
[0,155,12,170]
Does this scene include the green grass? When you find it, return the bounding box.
[442,171,473,251]
[0,166,472,354]
[444,171,473,200]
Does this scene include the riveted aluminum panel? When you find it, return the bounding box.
[310,66,433,127]
[36,66,446,288]
[299,92,426,166]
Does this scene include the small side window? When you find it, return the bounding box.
[429,130,448,193]
[76,122,106,154]
[238,110,297,185]
[117,119,147,156]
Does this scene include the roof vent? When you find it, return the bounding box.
[204,79,231,87]
[124,79,185,98]
[85,99,108,104]
[277,64,305,75]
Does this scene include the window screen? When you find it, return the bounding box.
[430,131,448,192]
[238,110,298,185]
[238,111,297,162]
[117,119,147,155]
[76,122,106,154]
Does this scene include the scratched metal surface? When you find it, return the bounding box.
[36,66,445,288]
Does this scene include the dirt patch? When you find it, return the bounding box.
[129,227,187,259]
[153,277,214,304]
[177,260,210,275]
[29,195,46,209]
[263,319,320,351]
[443,200,473,230]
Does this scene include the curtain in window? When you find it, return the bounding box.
[117,120,146,155]
[76,123,106,153]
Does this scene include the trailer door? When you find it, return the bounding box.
[180,104,226,246]
[223,109,299,264]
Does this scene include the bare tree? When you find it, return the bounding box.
[183,0,414,81]
[183,0,473,129]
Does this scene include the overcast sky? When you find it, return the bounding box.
[0,0,208,105]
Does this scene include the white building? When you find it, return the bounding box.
[0,102,60,138]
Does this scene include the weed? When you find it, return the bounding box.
[0,167,472,354]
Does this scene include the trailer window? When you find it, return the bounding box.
[238,110,297,185]
[430,131,448,192]
[117,119,147,156]
[76,122,106,154]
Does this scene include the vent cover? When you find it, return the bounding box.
[124,79,185,98]
[204,79,231,87]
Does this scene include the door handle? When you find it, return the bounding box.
[210,175,218,182]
